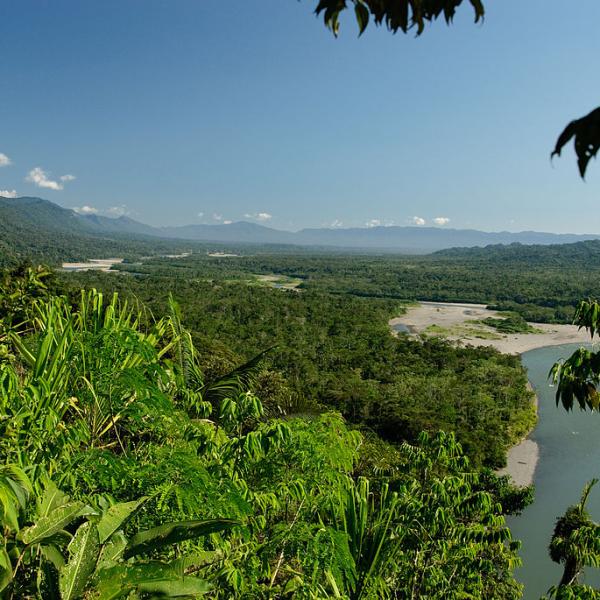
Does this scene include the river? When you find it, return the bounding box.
[510,343,600,598]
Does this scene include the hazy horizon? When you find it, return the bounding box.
[8,194,600,238]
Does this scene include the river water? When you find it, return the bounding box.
[510,343,600,598]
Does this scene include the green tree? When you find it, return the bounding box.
[543,480,600,599]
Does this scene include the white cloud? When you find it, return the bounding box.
[26,167,75,191]
[411,216,426,226]
[223,220,233,225]
[433,217,450,226]
[244,212,273,222]
[26,167,62,190]
[197,212,204,218]
[0,153,12,167]
[365,219,381,228]
[0,190,18,198]
[73,205,98,215]
[330,219,343,228]
[212,213,223,222]
[106,205,130,217]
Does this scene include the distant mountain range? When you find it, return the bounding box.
[143,222,600,251]
[2,196,600,261]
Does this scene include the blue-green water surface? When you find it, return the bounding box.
[509,344,600,598]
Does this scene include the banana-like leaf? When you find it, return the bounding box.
[137,578,211,596]
[38,480,71,518]
[0,547,12,592]
[19,501,87,545]
[124,519,238,559]
[0,487,19,532]
[59,522,100,600]
[97,531,128,570]
[97,497,147,543]
[170,551,221,575]
[95,562,211,599]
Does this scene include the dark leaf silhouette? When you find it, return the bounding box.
[315,0,484,36]
[552,107,600,178]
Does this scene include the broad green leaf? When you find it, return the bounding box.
[0,489,19,531]
[97,497,147,543]
[0,548,10,571]
[138,578,211,596]
[19,501,86,545]
[39,481,70,518]
[124,519,238,559]
[41,544,65,569]
[97,531,128,569]
[95,562,211,599]
[171,551,220,576]
[59,522,100,600]
[0,548,12,592]
[4,465,32,507]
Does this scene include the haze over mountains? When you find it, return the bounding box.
[3,196,600,255]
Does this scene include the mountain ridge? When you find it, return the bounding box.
[2,196,600,255]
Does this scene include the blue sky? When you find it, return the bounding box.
[1,0,599,232]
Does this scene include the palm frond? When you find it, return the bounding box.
[201,347,273,405]
[166,294,202,389]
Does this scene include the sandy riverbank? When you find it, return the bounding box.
[62,258,124,272]
[389,301,591,354]
[496,439,540,488]
[389,302,592,487]
[495,383,540,487]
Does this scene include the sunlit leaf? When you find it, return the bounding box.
[97,497,147,543]
[59,522,100,600]
[124,519,238,559]
[19,502,87,545]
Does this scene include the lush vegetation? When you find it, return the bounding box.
[0,265,529,598]
[542,479,600,599]
[105,245,600,324]
[4,193,600,325]
[3,255,599,597]
[479,314,539,335]
[64,264,535,470]
[0,197,239,268]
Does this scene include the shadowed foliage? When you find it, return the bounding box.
[551,299,600,411]
[314,0,484,36]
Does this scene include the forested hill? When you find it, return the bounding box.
[434,239,600,266]
[0,196,199,265]
[3,196,600,258]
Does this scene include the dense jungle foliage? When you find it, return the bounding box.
[0,265,533,598]
[65,263,535,470]
[2,259,599,596]
[107,244,600,323]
